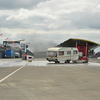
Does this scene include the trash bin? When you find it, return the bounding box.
[28,57,32,62]
[83,57,86,60]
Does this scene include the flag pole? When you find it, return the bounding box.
[0,33,2,45]
[1,34,2,45]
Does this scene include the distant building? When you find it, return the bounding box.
[0,40,34,58]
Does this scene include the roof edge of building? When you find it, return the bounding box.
[70,38,100,45]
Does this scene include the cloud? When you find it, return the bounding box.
[1,27,100,52]
[0,0,100,52]
[0,0,49,9]
[6,8,30,21]
[2,0,100,30]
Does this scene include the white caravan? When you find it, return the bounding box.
[46,47,79,63]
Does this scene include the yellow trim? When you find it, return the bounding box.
[58,55,78,58]
[70,38,100,45]
[47,55,78,58]
[57,55,77,58]
[58,56,70,58]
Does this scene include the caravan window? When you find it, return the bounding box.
[59,51,64,56]
[47,51,57,57]
[73,50,78,54]
[67,51,71,55]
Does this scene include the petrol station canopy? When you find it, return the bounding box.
[57,38,100,51]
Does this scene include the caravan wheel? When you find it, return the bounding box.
[55,61,60,63]
[65,60,70,63]
[65,61,67,63]
[67,60,70,63]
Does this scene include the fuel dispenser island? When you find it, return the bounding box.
[76,43,89,63]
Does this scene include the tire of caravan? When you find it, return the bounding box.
[46,47,79,63]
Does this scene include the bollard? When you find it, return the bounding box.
[28,57,32,62]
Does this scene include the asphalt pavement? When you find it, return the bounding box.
[0,58,100,100]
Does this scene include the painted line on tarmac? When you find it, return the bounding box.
[0,63,28,83]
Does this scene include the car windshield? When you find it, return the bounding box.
[46,51,57,57]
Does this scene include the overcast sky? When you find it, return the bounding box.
[0,0,100,52]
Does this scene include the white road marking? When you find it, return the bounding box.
[0,63,28,83]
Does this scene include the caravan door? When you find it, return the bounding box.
[71,49,78,61]
[66,51,71,60]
